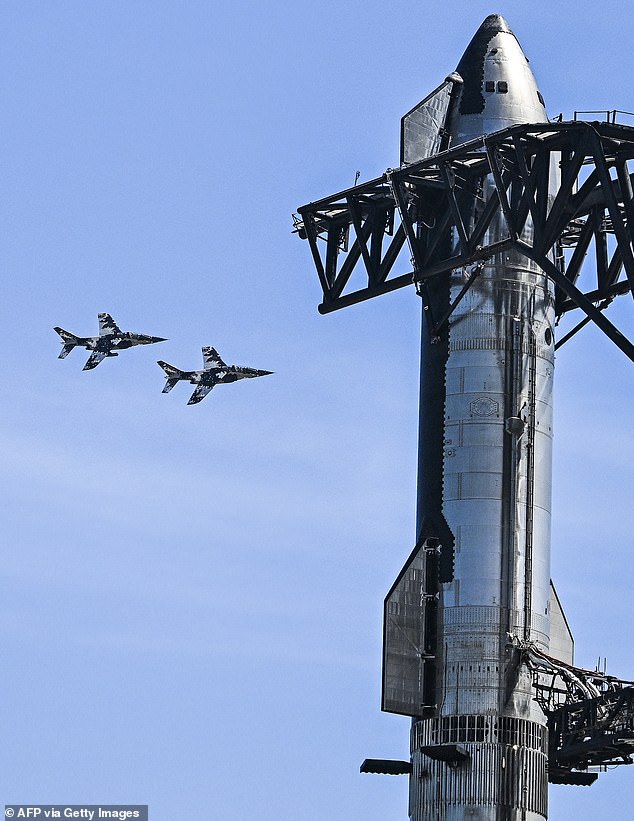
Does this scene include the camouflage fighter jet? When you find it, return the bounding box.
[54,313,167,370]
[158,346,272,404]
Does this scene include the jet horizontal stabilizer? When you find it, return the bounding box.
[162,378,179,394]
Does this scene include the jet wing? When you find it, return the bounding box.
[202,346,226,369]
[187,381,215,405]
[83,350,107,370]
[98,313,122,336]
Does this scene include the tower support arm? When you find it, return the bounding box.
[516,241,634,362]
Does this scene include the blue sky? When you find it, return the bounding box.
[2,2,633,819]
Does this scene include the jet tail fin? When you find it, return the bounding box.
[158,360,184,379]
[54,326,78,343]
[54,327,79,358]
[158,361,187,393]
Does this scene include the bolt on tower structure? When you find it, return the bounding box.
[295,14,634,821]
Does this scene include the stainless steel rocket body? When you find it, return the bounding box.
[297,9,632,816]
[409,17,557,820]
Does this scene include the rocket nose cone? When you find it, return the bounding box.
[457,14,521,82]
[448,13,545,142]
[477,14,514,37]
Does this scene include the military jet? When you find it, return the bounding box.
[158,346,272,404]
[54,313,166,370]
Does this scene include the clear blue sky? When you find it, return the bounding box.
[2,2,632,819]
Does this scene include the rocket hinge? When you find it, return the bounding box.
[420,593,439,603]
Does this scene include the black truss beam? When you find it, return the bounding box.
[548,686,634,776]
[517,243,634,361]
[525,647,634,781]
[295,120,634,360]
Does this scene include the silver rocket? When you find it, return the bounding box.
[382,15,565,819]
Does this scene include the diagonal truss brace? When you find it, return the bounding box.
[523,645,634,779]
[294,120,634,361]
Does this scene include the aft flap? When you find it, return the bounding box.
[400,73,463,165]
[382,540,432,716]
[549,580,574,665]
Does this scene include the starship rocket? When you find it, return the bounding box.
[381,15,565,819]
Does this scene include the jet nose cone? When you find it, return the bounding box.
[255,369,273,377]
[150,336,168,343]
